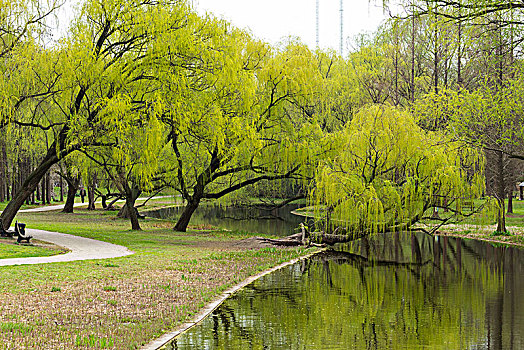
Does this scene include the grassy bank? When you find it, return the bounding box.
[0,209,316,349]
[294,199,524,248]
[0,238,65,259]
[431,199,524,247]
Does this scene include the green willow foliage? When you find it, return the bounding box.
[0,0,494,234]
[312,105,485,236]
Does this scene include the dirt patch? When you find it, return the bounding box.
[31,239,70,253]
[186,237,299,250]
[230,237,295,249]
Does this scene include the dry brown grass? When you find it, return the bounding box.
[0,210,314,349]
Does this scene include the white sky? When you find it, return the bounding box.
[194,0,390,55]
[53,0,395,55]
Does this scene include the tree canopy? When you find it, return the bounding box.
[312,105,485,240]
[0,0,519,240]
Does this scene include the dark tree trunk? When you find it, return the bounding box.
[117,203,127,218]
[30,159,35,204]
[0,139,6,202]
[62,175,80,213]
[22,157,32,204]
[87,180,96,210]
[106,196,120,210]
[125,195,141,230]
[174,199,200,232]
[41,174,46,205]
[12,158,19,200]
[0,141,66,230]
[36,177,41,202]
[495,150,506,233]
[507,191,513,214]
[117,183,141,230]
[24,157,32,205]
[101,195,107,209]
[45,172,51,204]
[59,173,64,202]
[5,162,9,201]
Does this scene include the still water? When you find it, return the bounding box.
[161,231,524,350]
[145,204,307,237]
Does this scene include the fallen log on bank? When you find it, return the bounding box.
[249,224,368,247]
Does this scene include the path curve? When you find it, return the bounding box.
[0,195,173,266]
[0,229,134,266]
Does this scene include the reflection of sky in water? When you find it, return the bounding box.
[162,233,524,350]
[146,204,307,237]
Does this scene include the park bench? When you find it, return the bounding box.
[0,221,32,243]
[15,222,32,243]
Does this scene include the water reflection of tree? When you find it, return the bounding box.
[170,234,524,350]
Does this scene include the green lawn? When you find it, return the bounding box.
[0,239,64,259]
[0,207,315,349]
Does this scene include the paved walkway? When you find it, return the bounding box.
[0,196,174,266]
[0,229,133,266]
[0,195,176,266]
[18,202,86,213]
[18,195,172,213]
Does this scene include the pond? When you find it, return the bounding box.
[145,204,308,237]
[161,232,524,350]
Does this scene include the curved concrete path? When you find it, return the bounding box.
[0,195,174,266]
[0,197,165,266]
[17,195,172,213]
[0,229,134,266]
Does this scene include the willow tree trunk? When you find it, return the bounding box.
[87,182,96,210]
[45,172,51,204]
[116,183,141,230]
[41,174,46,205]
[174,199,200,232]
[0,142,64,230]
[125,195,141,230]
[59,175,64,202]
[62,175,80,213]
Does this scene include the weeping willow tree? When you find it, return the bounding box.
[309,104,486,244]
[0,0,199,229]
[154,26,327,231]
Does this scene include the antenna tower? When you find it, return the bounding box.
[316,0,320,47]
[340,0,344,55]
